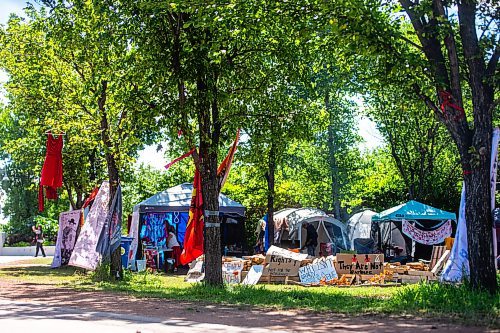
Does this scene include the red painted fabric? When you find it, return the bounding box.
[179,169,204,265]
[38,133,64,211]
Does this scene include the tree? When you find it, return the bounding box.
[393,0,498,292]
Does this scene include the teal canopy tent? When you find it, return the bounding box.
[371,200,456,261]
[372,200,456,222]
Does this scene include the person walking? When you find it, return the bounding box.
[301,222,318,257]
[32,225,46,257]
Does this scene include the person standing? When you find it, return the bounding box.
[301,222,318,257]
[166,225,181,272]
[32,225,46,257]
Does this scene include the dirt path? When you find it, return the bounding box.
[0,278,496,333]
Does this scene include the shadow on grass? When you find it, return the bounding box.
[0,265,81,278]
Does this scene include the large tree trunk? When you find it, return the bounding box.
[98,79,122,281]
[325,92,341,219]
[265,142,276,248]
[196,71,222,286]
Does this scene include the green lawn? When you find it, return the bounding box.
[0,262,498,328]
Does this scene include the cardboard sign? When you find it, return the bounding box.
[264,246,308,276]
[185,260,204,283]
[299,258,338,284]
[335,254,384,275]
[222,261,244,284]
[242,265,264,285]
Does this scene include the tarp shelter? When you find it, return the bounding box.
[273,208,349,256]
[371,200,456,261]
[129,183,246,262]
[347,209,377,251]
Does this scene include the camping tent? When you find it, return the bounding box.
[128,183,246,262]
[347,209,377,251]
[371,200,456,261]
[273,208,349,256]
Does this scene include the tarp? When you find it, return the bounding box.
[133,183,245,216]
[372,200,456,222]
[347,210,377,250]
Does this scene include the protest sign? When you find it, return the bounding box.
[264,246,308,276]
[242,265,264,285]
[299,258,337,284]
[222,261,244,284]
[335,254,384,275]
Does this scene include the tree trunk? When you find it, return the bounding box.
[98,79,122,281]
[325,92,341,219]
[196,71,222,286]
[265,142,276,248]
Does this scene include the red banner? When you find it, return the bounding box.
[179,169,204,265]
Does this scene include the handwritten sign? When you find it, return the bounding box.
[299,258,338,284]
[242,265,264,285]
[335,254,384,275]
[222,261,244,284]
[264,246,308,276]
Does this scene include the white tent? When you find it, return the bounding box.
[273,208,349,255]
[347,209,377,250]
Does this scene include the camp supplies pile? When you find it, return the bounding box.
[382,262,437,283]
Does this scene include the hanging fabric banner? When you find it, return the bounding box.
[127,211,140,264]
[51,210,81,268]
[96,185,122,260]
[402,219,452,245]
[69,181,110,270]
[179,169,204,265]
[442,128,500,281]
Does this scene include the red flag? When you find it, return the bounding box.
[179,169,204,265]
[164,148,195,170]
[180,130,240,265]
[217,129,240,189]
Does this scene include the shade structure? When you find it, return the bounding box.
[372,200,456,222]
[133,182,245,217]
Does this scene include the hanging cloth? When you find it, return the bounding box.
[402,219,452,245]
[38,132,64,212]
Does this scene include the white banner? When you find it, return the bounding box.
[51,210,81,268]
[69,181,110,270]
[402,219,452,245]
[442,128,500,281]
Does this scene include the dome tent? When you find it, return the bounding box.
[273,208,349,256]
[347,209,377,251]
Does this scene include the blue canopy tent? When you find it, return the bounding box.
[132,183,246,261]
[371,200,457,261]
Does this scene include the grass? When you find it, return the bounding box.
[0,261,498,327]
